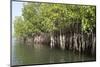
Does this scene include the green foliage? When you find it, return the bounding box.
[81,6,96,32]
[14,16,26,37]
[14,2,96,37]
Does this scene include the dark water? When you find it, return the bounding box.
[12,39,95,66]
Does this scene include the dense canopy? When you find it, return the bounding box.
[14,2,96,38]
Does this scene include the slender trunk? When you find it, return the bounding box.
[69,32,72,50]
[60,30,65,50]
[78,34,82,52]
[65,32,69,49]
[62,34,65,49]
[73,33,78,51]
[50,32,55,48]
[91,32,96,56]
[81,32,85,52]
[60,30,62,48]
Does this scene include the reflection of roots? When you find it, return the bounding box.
[34,41,49,44]
[33,44,44,49]
[26,42,33,46]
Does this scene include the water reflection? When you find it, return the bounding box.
[12,39,95,66]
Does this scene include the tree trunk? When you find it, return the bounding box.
[91,32,96,56]
[69,32,73,50]
[73,33,78,51]
[50,32,55,48]
[81,33,85,52]
[78,34,82,52]
[60,30,65,50]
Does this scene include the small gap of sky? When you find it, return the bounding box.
[12,1,23,22]
[12,1,24,34]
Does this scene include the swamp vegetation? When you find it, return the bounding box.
[13,2,96,65]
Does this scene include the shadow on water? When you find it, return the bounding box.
[12,39,95,66]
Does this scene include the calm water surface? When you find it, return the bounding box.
[12,39,95,66]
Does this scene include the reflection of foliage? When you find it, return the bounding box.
[14,3,96,37]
